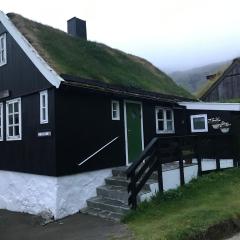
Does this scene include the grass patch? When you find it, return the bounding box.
[124,169,240,240]
[7,13,193,99]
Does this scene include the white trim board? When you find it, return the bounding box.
[124,100,144,166]
[178,102,240,111]
[0,11,64,88]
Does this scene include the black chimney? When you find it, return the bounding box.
[67,17,87,40]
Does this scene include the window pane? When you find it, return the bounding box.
[14,114,19,124]
[14,126,19,136]
[9,126,13,136]
[9,114,13,125]
[193,117,206,130]
[113,110,117,119]
[42,108,46,120]
[14,102,19,112]
[166,110,172,120]
[157,110,163,120]
[2,50,5,62]
[0,38,3,48]
[42,95,46,107]
[112,102,117,111]
[167,121,173,131]
[9,104,13,114]
[158,120,164,131]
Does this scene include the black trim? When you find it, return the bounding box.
[61,74,196,103]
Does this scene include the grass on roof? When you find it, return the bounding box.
[124,168,240,240]
[195,63,230,98]
[8,13,193,99]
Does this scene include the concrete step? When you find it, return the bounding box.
[105,176,156,192]
[96,185,129,203]
[87,196,130,214]
[96,184,151,204]
[112,167,128,178]
[81,207,123,222]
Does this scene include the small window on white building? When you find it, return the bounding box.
[190,114,208,132]
[0,103,3,141]
[111,100,120,120]
[40,90,48,124]
[155,107,175,134]
[6,98,22,141]
[0,33,7,66]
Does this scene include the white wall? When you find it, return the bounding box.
[56,169,112,219]
[0,171,57,217]
[0,169,112,219]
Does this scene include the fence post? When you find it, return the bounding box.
[157,155,164,193]
[130,172,137,210]
[216,158,220,171]
[179,152,185,186]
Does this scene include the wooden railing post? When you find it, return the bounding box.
[157,155,163,193]
[195,137,202,176]
[216,158,220,171]
[179,151,185,186]
[130,171,137,210]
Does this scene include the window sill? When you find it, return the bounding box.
[6,137,22,141]
[40,121,49,124]
[156,131,175,134]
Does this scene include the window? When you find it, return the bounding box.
[6,98,22,141]
[0,33,7,66]
[155,107,174,134]
[111,100,120,120]
[0,103,3,141]
[190,114,208,132]
[40,90,48,124]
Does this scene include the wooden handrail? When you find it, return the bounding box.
[126,137,158,177]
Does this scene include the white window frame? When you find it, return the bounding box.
[111,100,120,120]
[40,90,48,124]
[0,103,3,141]
[190,114,208,133]
[155,107,175,134]
[6,98,22,141]
[0,33,7,67]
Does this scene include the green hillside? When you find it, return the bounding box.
[170,61,231,94]
[8,13,193,99]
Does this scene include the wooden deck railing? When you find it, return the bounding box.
[126,134,239,209]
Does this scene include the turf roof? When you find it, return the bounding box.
[7,13,193,99]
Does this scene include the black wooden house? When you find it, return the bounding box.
[0,11,239,220]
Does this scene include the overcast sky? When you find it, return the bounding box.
[2,0,240,72]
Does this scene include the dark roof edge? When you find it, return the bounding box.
[61,74,196,103]
[200,59,240,100]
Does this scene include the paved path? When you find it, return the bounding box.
[0,210,133,240]
[226,233,240,240]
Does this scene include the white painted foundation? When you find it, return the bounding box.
[0,169,111,219]
[192,159,234,171]
[140,164,199,202]
[0,160,234,219]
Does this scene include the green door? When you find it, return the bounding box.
[125,102,143,164]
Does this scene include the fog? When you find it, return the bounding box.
[2,0,240,72]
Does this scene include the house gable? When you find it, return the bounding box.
[200,59,240,101]
[0,11,63,90]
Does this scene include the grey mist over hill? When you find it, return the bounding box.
[169,60,231,94]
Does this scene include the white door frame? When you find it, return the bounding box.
[124,100,144,166]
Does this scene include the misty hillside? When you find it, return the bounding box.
[169,60,231,94]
